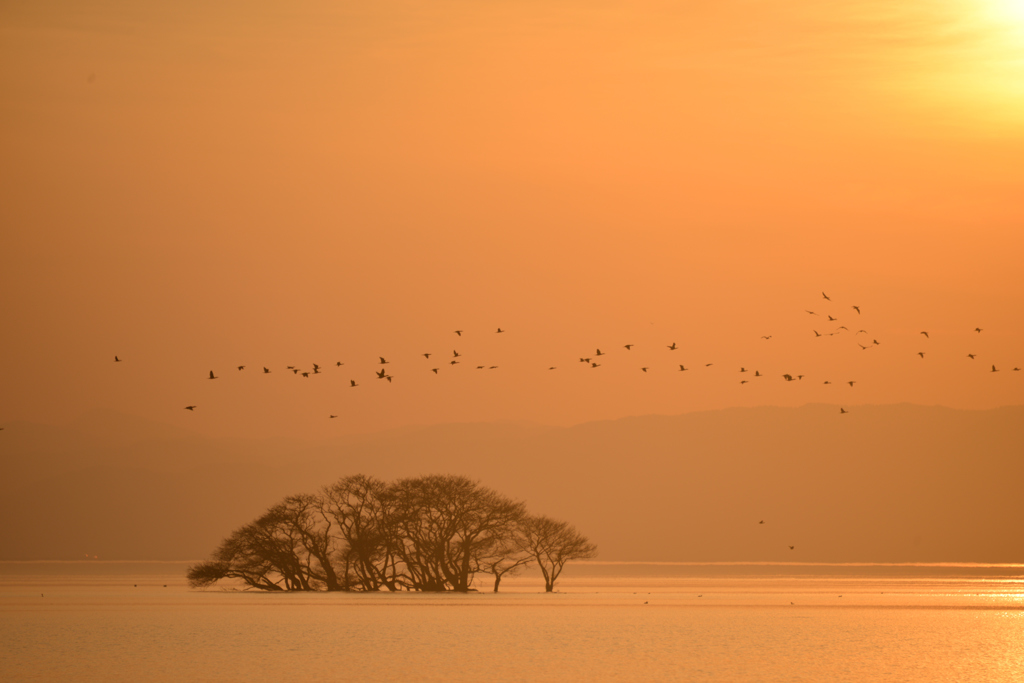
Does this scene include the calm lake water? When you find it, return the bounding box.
[2,562,1022,682]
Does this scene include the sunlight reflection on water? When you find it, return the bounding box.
[1,563,1022,682]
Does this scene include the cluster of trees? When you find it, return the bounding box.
[187,474,596,593]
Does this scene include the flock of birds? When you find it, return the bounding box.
[103,291,1019,421]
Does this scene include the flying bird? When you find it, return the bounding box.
[789,546,795,550]
[806,310,818,316]
[679,365,688,371]
[548,367,557,370]
[783,374,794,381]
[848,381,856,386]
[858,343,869,350]
[822,292,831,301]
[376,369,387,379]
[454,330,463,336]
[496,328,504,333]
[851,306,860,314]
[237,366,245,371]
[1014,368,1021,372]
[828,315,838,322]
[991,365,999,372]
[336,362,343,367]
[759,520,764,524]
[918,352,925,358]
[301,372,309,378]
[595,349,605,356]
[754,370,761,377]
[423,353,431,359]
[667,343,678,351]
[432,368,439,374]
[920,331,929,338]
[824,381,831,385]
[450,360,460,365]
[624,344,634,350]
[813,330,822,337]
[329,415,337,419]
[591,362,601,368]
[840,407,848,414]
[967,354,976,359]
[263,367,271,373]
[740,367,747,373]
[379,357,389,365]
[292,368,300,374]
[453,350,461,358]
[208,371,217,380]
[350,380,358,387]
[641,367,648,372]
[975,327,983,333]
[740,380,749,384]
[477,365,485,370]
[872,339,880,346]
[114,356,122,362]
[184,406,196,411]
[761,335,772,340]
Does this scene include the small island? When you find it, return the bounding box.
[188,474,596,593]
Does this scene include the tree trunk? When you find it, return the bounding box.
[493,573,502,593]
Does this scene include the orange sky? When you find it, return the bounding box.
[1,0,1022,438]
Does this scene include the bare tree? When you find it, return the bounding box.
[522,516,597,592]
[477,520,532,593]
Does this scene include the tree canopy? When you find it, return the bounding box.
[187,474,596,593]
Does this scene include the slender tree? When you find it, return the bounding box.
[522,516,597,592]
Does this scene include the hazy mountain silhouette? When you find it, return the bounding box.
[1,404,1021,562]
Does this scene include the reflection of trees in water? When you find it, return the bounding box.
[187,474,595,593]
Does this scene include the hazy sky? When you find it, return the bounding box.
[2,0,1022,438]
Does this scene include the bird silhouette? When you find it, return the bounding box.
[759,520,764,524]
[624,344,633,350]
[806,310,818,316]
[208,371,217,380]
[754,370,761,377]
[852,305,860,314]
[350,380,358,387]
[489,366,498,370]
[423,353,431,359]
[595,349,605,356]
[301,372,309,378]
[782,374,794,381]
[824,381,831,385]
[184,406,196,411]
[548,366,557,370]
[496,328,504,333]
[432,368,439,374]
[329,415,337,419]
[453,350,461,358]
[641,367,648,372]
[455,330,462,336]
[237,366,245,371]
[828,315,838,322]
[740,367,747,373]
[975,327,983,333]
[967,354,976,359]
[921,331,929,338]
[376,369,387,379]
[840,407,847,414]
[477,365,485,370]
[263,367,271,373]
[822,291,830,301]
[336,362,343,367]
[789,546,795,550]
[591,362,600,368]
[761,335,772,340]
[848,381,856,386]
[450,360,460,365]
[858,343,869,350]
[991,365,998,372]
[679,365,688,371]
[1014,368,1021,372]
[668,343,678,351]
[292,368,300,374]
[379,357,389,365]
[740,380,749,384]
[918,352,925,358]
[114,356,121,362]
[814,330,822,337]
[872,339,880,346]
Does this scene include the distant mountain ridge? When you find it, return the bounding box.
[1,404,1021,563]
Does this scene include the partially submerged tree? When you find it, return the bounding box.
[522,515,597,592]
[189,474,594,594]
